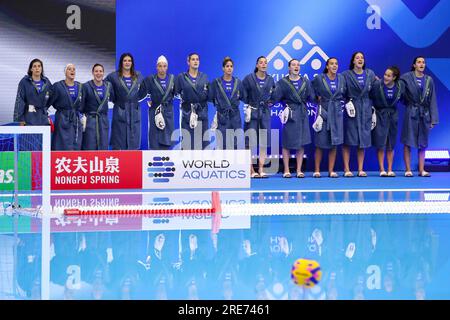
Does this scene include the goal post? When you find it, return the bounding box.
[0,124,51,300]
[0,125,51,215]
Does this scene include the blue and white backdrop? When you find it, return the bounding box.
[117,0,450,170]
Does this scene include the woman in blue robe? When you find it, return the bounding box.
[242,56,276,178]
[13,58,52,151]
[139,55,175,150]
[400,56,439,177]
[311,57,347,178]
[273,58,315,178]
[175,53,210,150]
[208,56,244,150]
[370,66,404,177]
[80,63,114,150]
[49,63,83,150]
[342,52,376,177]
[105,53,144,150]
[14,58,52,126]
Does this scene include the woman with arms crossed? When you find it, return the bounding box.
[370,66,404,177]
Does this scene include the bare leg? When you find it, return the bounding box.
[377,149,385,172]
[259,147,267,175]
[343,145,351,173]
[282,148,291,175]
[418,148,426,173]
[357,148,365,173]
[315,148,322,173]
[387,150,394,172]
[404,145,411,172]
[250,154,256,175]
[250,147,257,175]
[296,148,305,174]
[328,147,337,174]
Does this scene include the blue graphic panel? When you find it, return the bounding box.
[117,0,450,170]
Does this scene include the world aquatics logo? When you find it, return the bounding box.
[147,156,176,183]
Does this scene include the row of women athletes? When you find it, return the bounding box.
[14,52,438,178]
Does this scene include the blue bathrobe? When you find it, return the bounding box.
[80,80,114,150]
[400,72,439,149]
[14,75,52,125]
[175,72,210,150]
[139,74,176,150]
[311,73,347,149]
[370,80,404,150]
[242,73,276,149]
[105,71,144,150]
[342,69,376,148]
[273,76,315,149]
[48,80,83,150]
[209,77,244,149]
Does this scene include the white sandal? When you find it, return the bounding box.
[328,172,339,178]
[357,171,368,177]
[344,171,354,177]
[419,171,431,177]
[259,172,269,178]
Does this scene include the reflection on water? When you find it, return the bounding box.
[0,190,449,300]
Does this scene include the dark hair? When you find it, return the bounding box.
[323,57,338,73]
[254,56,266,73]
[118,53,136,80]
[349,51,365,70]
[288,59,299,67]
[222,56,233,67]
[188,53,200,61]
[386,66,400,82]
[28,58,44,77]
[92,63,104,73]
[410,56,425,71]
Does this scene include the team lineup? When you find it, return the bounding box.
[13,52,439,178]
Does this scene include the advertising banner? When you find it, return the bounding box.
[142,150,250,189]
[0,151,31,191]
[51,151,142,190]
